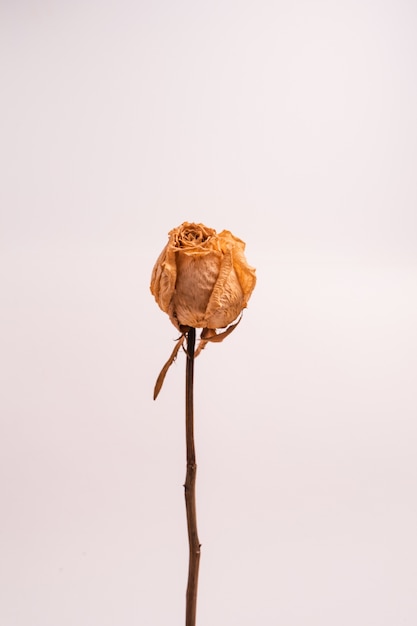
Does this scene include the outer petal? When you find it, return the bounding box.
[204,247,244,329]
[218,230,256,307]
[168,249,221,328]
[150,235,178,314]
[150,247,165,302]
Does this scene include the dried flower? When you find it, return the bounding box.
[151,222,256,333]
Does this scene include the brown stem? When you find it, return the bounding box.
[184,327,201,626]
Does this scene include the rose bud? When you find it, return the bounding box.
[150,222,256,333]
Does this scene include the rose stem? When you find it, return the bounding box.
[184,327,201,626]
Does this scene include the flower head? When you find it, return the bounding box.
[151,222,256,332]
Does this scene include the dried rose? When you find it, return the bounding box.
[150,222,256,332]
[150,222,256,398]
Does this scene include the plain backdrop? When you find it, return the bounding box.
[1,1,417,624]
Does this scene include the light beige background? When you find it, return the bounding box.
[1,1,416,624]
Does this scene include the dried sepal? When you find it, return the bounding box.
[153,334,185,400]
[195,316,242,356]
